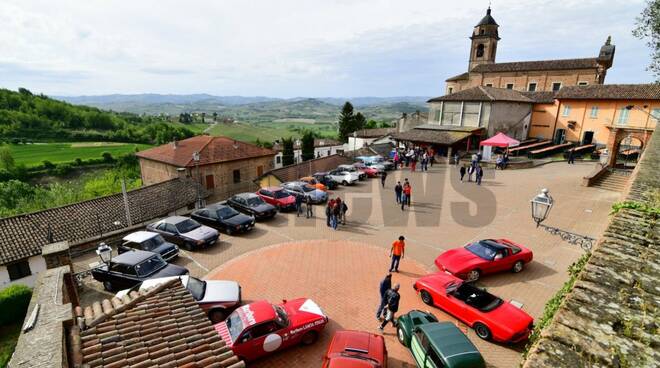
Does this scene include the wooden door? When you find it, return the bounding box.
[205,174,215,189]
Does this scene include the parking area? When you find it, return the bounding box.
[74,162,620,367]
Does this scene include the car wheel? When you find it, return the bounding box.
[226,227,233,236]
[300,331,318,345]
[209,309,227,323]
[474,322,492,340]
[342,180,348,186]
[512,261,524,273]
[103,281,114,292]
[420,290,433,306]
[275,204,281,212]
[397,326,407,346]
[466,269,481,282]
[182,242,194,251]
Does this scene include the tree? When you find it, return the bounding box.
[281,137,295,166]
[0,147,15,171]
[301,130,315,161]
[212,112,218,122]
[354,112,367,131]
[338,102,355,142]
[365,119,378,129]
[634,0,660,80]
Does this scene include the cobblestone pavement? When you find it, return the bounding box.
[74,162,620,366]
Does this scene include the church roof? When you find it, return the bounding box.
[428,86,533,103]
[522,91,557,104]
[556,84,660,100]
[476,7,498,26]
[471,58,600,73]
[445,72,470,82]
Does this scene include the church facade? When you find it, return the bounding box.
[445,8,616,94]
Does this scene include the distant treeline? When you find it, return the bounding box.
[0,88,195,144]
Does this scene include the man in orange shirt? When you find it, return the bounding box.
[389,236,405,272]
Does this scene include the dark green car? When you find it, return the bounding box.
[397,310,485,368]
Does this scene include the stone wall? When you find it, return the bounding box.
[522,130,659,367]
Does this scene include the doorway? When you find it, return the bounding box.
[554,129,566,145]
[205,174,215,190]
[582,131,594,145]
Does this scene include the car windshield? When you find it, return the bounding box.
[452,282,503,312]
[175,219,200,233]
[141,235,165,251]
[301,185,315,192]
[226,310,245,343]
[185,276,206,301]
[216,207,238,220]
[466,241,498,261]
[273,190,290,199]
[273,305,289,327]
[135,255,167,277]
[247,196,265,207]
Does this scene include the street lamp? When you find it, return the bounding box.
[530,188,595,251]
[192,151,203,208]
[96,242,112,265]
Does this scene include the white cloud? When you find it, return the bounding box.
[0,0,652,96]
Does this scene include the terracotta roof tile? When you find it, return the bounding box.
[556,84,660,100]
[263,154,353,183]
[391,127,475,145]
[136,135,275,167]
[354,128,396,138]
[445,72,470,82]
[471,58,600,73]
[429,86,533,103]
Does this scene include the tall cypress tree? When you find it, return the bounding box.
[338,101,355,143]
[301,130,315,161]
[354,112,367,132]
[281,137,295,166]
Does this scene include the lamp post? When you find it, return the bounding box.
[530,188,595,251]
[192,151,203,209]
[96,242,112,265]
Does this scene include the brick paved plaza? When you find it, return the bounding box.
[76,162,620,367]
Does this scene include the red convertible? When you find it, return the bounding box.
[214,298,328,362]
[352,162,379,178]
[256,187,297,212]
[435,239,533,282]
[321,330,387,368]
[414,273,534,343]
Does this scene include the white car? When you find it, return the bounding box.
[327,169,359,185]
[337,165,367,180]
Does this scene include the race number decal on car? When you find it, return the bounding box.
[263,334,283,352]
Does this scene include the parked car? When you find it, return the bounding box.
[312,172,338,190]
[147,216,219,250]
[116,275,241,323]
[435,239,533,282]
[214,298,328,362]
[327,169,359,186]
[300,176,328,191]
[226,193,277,220]
[356,155,394,170]
[256,187,297,211]
[281,181,328,204]
[91,249,188,292]
[119,231,179,261]
[191,203,255,235]
[413,272,534,343]
[397,310,485,368]
[338,164,367,180]
[322,330,387,368]
[352,162,380,177]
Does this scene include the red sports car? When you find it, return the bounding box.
[256,187,297,212]
[353,163,379,178]
[414,272,534,343]
[214,298,328,362]
[435,239,533,282]
[321,330,387,368]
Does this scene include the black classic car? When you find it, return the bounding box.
[226,193,277,220]
[91,249,189,291]
[312,172,338,190]
[119,231,179,261]
[146,216,219,250]
[191,203,255,235]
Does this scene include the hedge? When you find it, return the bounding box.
[0,284,32,326]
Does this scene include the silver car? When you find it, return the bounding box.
[281,181,328,204]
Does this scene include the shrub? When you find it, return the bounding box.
[53,163,73,176]
[101,151,114,163]
[42,160,55,170]
[0,284,32,326]
[74,158,83,166]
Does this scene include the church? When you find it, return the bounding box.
[444,7,615,94]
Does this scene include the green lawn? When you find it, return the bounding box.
[3,142,152,168]
[0,322,21,368]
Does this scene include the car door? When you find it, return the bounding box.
[154,223,177,244]
[491,248,514,273]
[193,210,211,227]
[237,321,283,360]
[443,284,470,324]
[258,189,273,205]
[410,330,429,367]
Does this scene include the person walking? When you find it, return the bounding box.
[331,200,340,230]
[295,193,303,217]
[376,274,392,321]
[422,152,428,171]
[568,149,575,164]
[459,165,466,181]
[340,199,348,225]
[467,165,474,182]
[394,181,403,204]
[454,152,460,166]
[380,170,387,188]
[325,199,334,227]
[335,198,343,224]
[403,182,411,207]
[410,156,417,172]
[476,165,483,185]
[305,195,313,218]
[389,236,405,272]
[378,284,400,331]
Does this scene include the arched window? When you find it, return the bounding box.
[476,44,485,58]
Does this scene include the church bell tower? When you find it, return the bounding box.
[469,7,500,71]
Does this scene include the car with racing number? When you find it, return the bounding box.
[256,187,297,211]
[396,310,485,368]
[413,273,534,343]
[322,330,388,368]
[214,298,328,362]
[435,239,533,282]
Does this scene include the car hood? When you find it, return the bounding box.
[182,226,218,241]
[326,357,377,368]
[152,242,177,255]
[435,248,484,274]
[224,213,254,226]
[150,264,188,278]
[278,196,296,205]
[250,203,275,212]
[284,298,328,326]
[115,275,182,298]
[201,280,241,303]
[307,190,327,199]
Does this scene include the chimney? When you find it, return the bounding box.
[172,140,178,149]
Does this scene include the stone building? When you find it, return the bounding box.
[445,7,615,94]
[136,135,275,198]
[272,138,344,168]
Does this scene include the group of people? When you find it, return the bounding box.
[377,235,406,330]
[294,193,314,218]
[495,152,510,170]
[325,197,348,230]
[392,147,435,172]
[394,179,412,210]
[459,153,485,185]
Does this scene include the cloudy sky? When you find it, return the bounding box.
[0,0,653,97]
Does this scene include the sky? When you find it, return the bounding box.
[0,0,653,97]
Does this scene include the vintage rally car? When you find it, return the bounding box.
[414,273,534,343]
[119,231,179,262]
[397,310,485,368]
[435,238,533,282]
[256,187,297,211]
[91,249,188,292]
[146,216,219,250]
[322,330,387,368]
[116,275,241,323]
[300,176,328,191]
[191,203,255,235]
[214,298,328,362]
[312,172,339,190]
